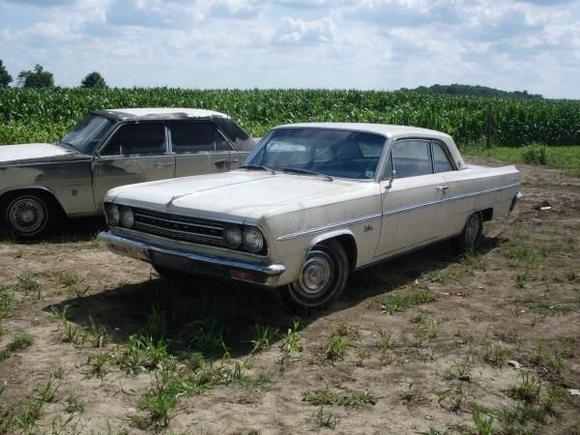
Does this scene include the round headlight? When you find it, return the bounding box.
[224,225,243,248]
[244,228,264,253]
[119,207,134,228]
[108,204,120,226]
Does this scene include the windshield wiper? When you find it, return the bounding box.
[281,167,333,181]
[239,164,276,174]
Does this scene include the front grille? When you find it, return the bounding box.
[133,208,228,248]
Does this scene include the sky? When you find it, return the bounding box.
[0,0,579,98]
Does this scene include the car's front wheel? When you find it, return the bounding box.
[281,240,349,310]
[1,192,57,239]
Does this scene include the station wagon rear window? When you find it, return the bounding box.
[246,128,386,180]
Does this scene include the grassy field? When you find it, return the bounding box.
[1,88,579,147]
[464,145,580,177]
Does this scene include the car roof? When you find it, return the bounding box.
[94,108,230,121]
[273,122,452,141]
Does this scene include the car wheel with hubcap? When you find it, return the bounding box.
[2,193,55,239]
[457,211,483,252]
[281,240,349,310]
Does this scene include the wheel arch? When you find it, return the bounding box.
[308,229,358,271]
[0,186,66,216]
[481,207,493,222]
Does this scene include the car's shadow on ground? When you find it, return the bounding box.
[44,236,501,360]
[0,217,106,244]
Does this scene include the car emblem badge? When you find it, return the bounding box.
[364,224,373,232]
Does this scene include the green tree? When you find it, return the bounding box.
[81,71,107,89]
[0,60,12,88]
[17,64,54,88]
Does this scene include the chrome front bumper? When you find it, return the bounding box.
[98,231,286,287]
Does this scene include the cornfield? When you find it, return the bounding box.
[1,88,579,147]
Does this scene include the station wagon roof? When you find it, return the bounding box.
[95,108,229,121]
[274,122,452,141]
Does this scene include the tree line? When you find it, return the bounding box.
[0,60,106,89]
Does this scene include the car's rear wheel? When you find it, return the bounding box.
[457,211,483,252]
[280,240,349,310]
[1,192,57,239]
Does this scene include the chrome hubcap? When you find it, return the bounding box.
[8,198,46,234]
[466,215,480,244]
[297,251,333,297]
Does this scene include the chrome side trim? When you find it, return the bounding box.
[276,182,520,241]
[383,182,521,218]
[277,213,382,241]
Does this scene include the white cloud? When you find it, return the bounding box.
[272,17,336,45]
[0,0,578,97]
[209,0,265,18]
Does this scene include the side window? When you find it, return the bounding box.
[391,140,432,179]
[213,118,251,150]
[101,123,165,156]
[215,131,231,151]
[432,142,454,173]
[382,152,394,179]
[169,122,231,154]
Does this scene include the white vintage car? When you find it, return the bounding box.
[99,123,522,309]
[0,108,254,238]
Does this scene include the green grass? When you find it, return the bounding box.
[7,332,34,352]
[303,387,378,408]
[250,324,278,354]
[0,378,60,433]
[380,288,438,314]
[464,145,580,177]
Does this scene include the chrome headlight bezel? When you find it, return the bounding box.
[119,206,135,229]
[105,203,120,226]
[224,225,243,249]
[243,227,264,253]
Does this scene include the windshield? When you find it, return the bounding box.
[244,128,386,180]
[60,114,115,154]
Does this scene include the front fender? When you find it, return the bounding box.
[308,228,356,251]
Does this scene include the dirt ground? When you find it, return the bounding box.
[0,160,579,434]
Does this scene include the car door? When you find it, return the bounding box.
[430,140,465,239]
[169,121,232,177]
[92,122,175,210]
[375,139,447,257]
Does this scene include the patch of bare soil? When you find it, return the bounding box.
[0,162,579,434]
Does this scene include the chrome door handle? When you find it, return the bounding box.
[436,185,449,192]
[155,162,172,168]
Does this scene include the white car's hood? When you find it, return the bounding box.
[0,143,73,164]
[108,170,364,222]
